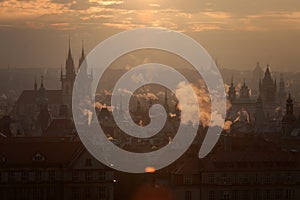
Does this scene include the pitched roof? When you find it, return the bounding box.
[44,118,76,136]
[16,90,62,105]
[0,138,82,167]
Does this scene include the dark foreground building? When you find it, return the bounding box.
[0,137,114,200]
[170,136,300,200]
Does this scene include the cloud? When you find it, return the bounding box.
[0,0,300,33]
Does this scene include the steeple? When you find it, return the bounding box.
[264,64,272,81]
[278,74,287,103]
[253,61,264,79]
[79,40,86,68]
[39,76,45,92]
[254,95,265,127]
[60,65,63,81]
[286,93,294,115]
[228,77,236,102]
[240,79,250,99]
[34,78,37,91]
[65,37,75,78]
[164,88,169,113]
[81,40,85,57]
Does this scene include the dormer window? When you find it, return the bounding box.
[32,153,45,162]
[0,155,6,163]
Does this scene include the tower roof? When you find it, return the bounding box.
[253,61,264,76]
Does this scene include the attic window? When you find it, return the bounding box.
[0,156,6,163]
[32,153,45,162]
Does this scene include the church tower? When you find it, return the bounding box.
[259,65,277,103]
[240,79,250,99]
[77,41,92,98]
[61,39,76,111]
[282,93,297,135]
[36,76,51,134]
[278,74,287,105]
[228,77,236,102]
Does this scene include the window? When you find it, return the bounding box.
[285,173,292,183]
[232,190,239,200]
[222,174,229,185]
[72,171,79,181]
[274,189,283,200]
[0,156,5,163]
[254,173,260,183]
[71,187,79,200]
[85,171,92,181]
[221,191,230,200]
[21,172,28,181]
[185,191,192,200]
[242,190,249,200]
[254,189,261,200]
[8,171,16,181]
[183,175,192,185]
[98,171,105,181]
[84,188,91,199]
[265,173,271,184]
[35,171,42,181]
[85,158,92,167]
[48,171,55,181]
[209,191,215,200]
[32,153,45,162]
[208,174,215,184]
[286,189,293,200]
[98,186,106,199]
[264,190,271,200]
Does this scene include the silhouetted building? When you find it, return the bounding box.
[282,93,297,136]
[0,137,114,200]
[14,41,92,135]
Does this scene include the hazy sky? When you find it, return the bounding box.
[0,0,300,71]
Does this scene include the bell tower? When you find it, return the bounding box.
[61,38,76,111]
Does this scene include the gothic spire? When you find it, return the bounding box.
[65,37,75,78]
[81,40,85,57]
[40,75,44,90]
[34,77,37,91]
[79,40,86,69]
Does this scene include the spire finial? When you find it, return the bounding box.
[68,36,71,49]
[67,36,72,59]
[41,75,44,88]
[81,40,85,57]
[34,77,37,91]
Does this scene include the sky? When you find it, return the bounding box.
[0,0,300,71]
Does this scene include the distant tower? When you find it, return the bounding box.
[278,74,287,104]
[164,89,170,114]
[77,40,92,98]
[240,79,250,99]
[228,77,236,102]
[36,76,51,134]
[252,61,264,79]
[254,96,265,129]
[61,38,76,110]
[252,62,264,96]
[34,78,37,91]
[282,93,297,135]
[259,65,277,103]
